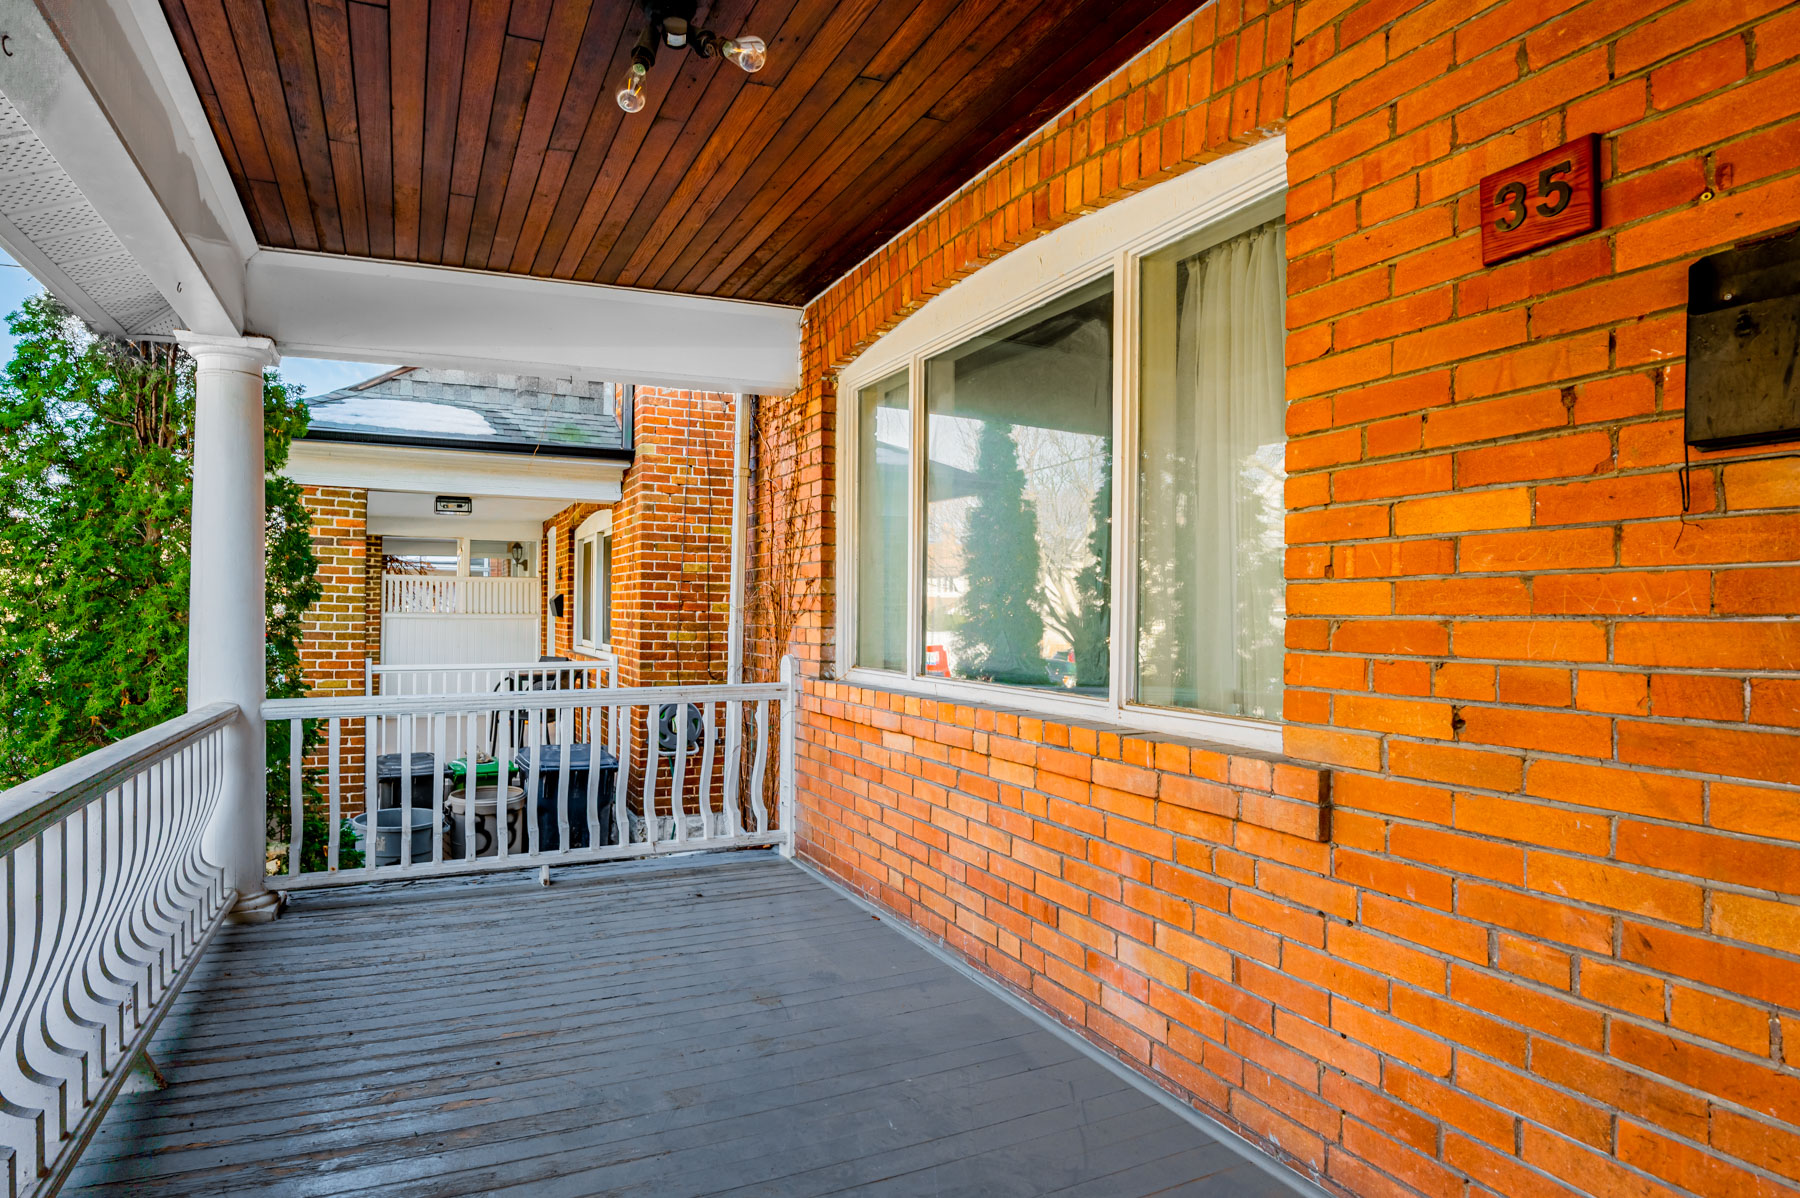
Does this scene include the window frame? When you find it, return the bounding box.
[572,509,614,656]
[835,135,1288,752]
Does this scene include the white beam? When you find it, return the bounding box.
[246,250,802,394]
[287,438,626,504]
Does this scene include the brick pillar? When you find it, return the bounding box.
[296,487,373,818]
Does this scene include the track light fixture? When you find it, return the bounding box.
[616,3,767,113]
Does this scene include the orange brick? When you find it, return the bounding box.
[1527,757,1703,821]
[1527,851,1705,926]
[1452,620,1607,663]
[1576,669,1649,715]
[1617,720,1800,787]
[1458,527,1614,572]
[1394,487,1532,535]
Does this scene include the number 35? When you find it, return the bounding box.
[1494,160,1574,232]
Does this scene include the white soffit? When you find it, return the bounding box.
[0,0,239,338]
[247,251,802,395]
[287,439,624,505]
[367,491,568,524]
[0,89,174,337]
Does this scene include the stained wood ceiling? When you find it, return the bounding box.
[160,0,1196,307]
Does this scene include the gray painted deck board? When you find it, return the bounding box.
[65,853,1308,1197]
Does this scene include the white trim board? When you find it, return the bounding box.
[839,136,1288,384]
[246,250,802,394]
[287,439,624,504]
[367,517,546,541]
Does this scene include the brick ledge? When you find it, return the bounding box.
[806,677,1333,843]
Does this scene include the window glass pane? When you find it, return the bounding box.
[924,277,1113,694]
[1136,217,1286,719]
[469,539,535,577]
[856,369,910,672]
[576,539,594,643]
[599,533,613,644]
[383,537,458,575]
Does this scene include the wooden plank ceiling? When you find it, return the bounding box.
[160,0,1198,307]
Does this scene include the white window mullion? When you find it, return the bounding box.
[907,353,926,682]
[836,380,858,672]
[1110,247,1139,725]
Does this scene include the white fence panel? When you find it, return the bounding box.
[379,616,541,669]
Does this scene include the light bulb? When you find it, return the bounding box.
[722,35,766,73]
[616,69,646,113]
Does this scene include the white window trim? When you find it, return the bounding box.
[835,135,1289,753]
[572,509,614,656]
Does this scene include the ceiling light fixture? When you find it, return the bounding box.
[616,3,766,113]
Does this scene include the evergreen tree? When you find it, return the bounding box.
[1055,465,1111,691]
[953,419,1043,685]
[0,294,338,866]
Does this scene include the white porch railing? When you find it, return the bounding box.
[263,658,798,887]
[366,655,620,698]
[0,704,236,1197]
[381,575,537,615]
[364,657,620,766]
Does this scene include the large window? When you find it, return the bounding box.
[574,511,613,652]
[838,142,1287,747]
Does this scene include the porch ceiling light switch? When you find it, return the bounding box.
[1685,228,1800,450]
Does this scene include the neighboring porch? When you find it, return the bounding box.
[64,855,1300,1198]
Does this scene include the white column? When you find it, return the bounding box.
[179,331,282,924]
[726,394,749,686]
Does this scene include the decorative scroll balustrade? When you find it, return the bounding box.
[0,703,236,1198]
[264,659,798,887]
[381,575,538,616]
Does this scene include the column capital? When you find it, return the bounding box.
[175,330,279,372]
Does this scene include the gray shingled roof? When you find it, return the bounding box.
[303,367,629,452]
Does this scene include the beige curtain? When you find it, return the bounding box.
[1137,219,1286,719]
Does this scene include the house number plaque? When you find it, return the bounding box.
[1478,134,1600,266]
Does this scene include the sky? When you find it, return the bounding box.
[0,248,396,399]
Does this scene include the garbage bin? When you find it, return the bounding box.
[511,744,619,850]
[349,806,437,866]
[446,756,500,796]
[375,752,447,809]
[444,783,527,858]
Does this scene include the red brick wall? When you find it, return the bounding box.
[612,387,735,688]
[753,3,1800,1197]
[298,486,368,696]
[297,487,370,805]
[363,533,381,670]
[542,501,604,661]
[540,389,734,687]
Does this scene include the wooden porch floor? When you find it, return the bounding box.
[67,854,1308,1197]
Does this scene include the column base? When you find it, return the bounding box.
[226,889,286,924]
